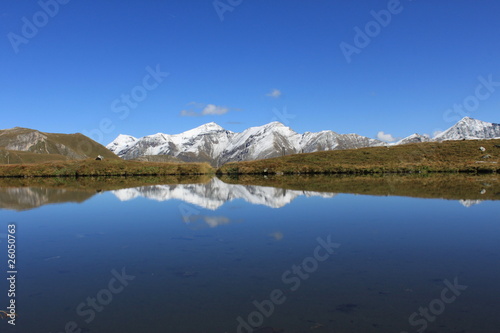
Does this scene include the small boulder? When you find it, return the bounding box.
[479,147,486,152]
[481,154,492,159]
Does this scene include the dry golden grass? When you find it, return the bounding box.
[217,139,500,175]
[0,159,214,177]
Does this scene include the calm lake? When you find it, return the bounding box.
[0,175,499,333]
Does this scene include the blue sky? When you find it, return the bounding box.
[1,0,500,144]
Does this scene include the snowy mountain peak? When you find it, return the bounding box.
[180,122,228,137]
[192,122,226,132]
[117,134,137,141]
[457,116,490,126]
[107,134,137,148]
[434,117,500,141]
[396,133,431,145]
[266,121,286,127]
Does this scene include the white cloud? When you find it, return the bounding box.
[266,89,282,98]
[376,131,397,142]
[180,102,232,117]
[201,104,229,115]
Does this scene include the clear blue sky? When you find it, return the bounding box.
[2,0,500,144]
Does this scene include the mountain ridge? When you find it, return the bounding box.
[108,117,500,166]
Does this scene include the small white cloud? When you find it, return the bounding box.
[377,131,397,142]
[266,89,282,98]
[201,104,229,115]
[180,102,232,117]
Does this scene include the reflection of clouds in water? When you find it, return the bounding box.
[184,215,234,228]
[203,216,232,228]
[269,231,284,241]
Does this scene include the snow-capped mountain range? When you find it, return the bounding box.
[107,117,500,166]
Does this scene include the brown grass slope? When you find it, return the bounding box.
[217,139,500,175]
[0,159,214,177]
[0,127,119,163]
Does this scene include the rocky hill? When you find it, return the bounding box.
[0,127,119,164]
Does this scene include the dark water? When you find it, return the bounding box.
[0,177,499,333]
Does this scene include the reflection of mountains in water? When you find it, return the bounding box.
[112,178,337,210]
[0,187,95,211]
[1,174,498,211]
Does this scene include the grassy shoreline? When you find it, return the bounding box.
[0,159,214,178]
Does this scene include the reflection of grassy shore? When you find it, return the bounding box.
[0,175,213,211]
[0,174,212,191]
[217,139,500,175]
[219,174,500,201]
[0,159,214,177]
[1,173,498,203]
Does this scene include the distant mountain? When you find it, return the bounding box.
[395,133,432,145]
[108,122,384,166]
[0,127,119,164]
[434,117,500,141]
[0,187,94,211]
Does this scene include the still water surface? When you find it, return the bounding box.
[0,176,499,333]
